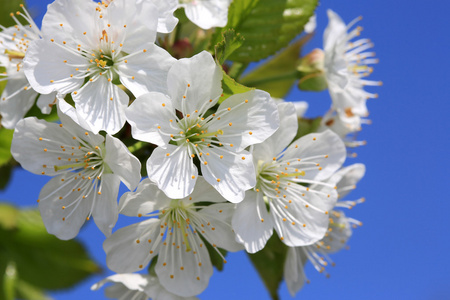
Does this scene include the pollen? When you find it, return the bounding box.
[216,178,221,182]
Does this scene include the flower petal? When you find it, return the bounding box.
[119,44,175,96]
[209,90,280,152]
[23,39,85,95]
[92,174,120,237]
[11,117,80,176]
[284,247,307,297]
[200,148,255,203]
[283,130,346,181]
[38,174,92,240]
[104,218,160,273]
[104,134,141,191]
[167,51,222,114]
[252,102,297,161]
[119,178,169,217]
[183,0,231,30]
[232,191,274,253]
[125,92,175,147]
[156,233,213,297]
[199,203,243,252]
[37,92,57,115]
[147,145,198,199]
[0,77,37,129]
[72,76,128,134]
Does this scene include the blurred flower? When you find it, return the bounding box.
[323,9,381,119]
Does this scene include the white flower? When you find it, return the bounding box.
[104,177,242,297]
[125,51,279,202]
[179,0,232,29]
[323,9,381,119]
[0,5,56,129]
[284,210,359,296]
[91,273,198,300]
[232,102,346,253]
[10,99,141,240]
[23,0,175,134]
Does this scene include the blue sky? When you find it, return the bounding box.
[1,0,450,299]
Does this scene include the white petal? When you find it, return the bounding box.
[38,174,92,240]
[119,44,175,96]
[156,234,213,297]
[184,0,231,30]
[41,0,98,45]
[104,134,141,191]
[200,148,255,203]
[283,130,346,181]
[92,174,120,237]
[148,0,179,33]
[284,247,307,297]
[91,273,148,292]
[323,9,347,52]
[271,198,330,247]
[11,117,80,176]
[119,178,170,217]
[328,163,365,199]
[0,77,37,129]
[232,191,274,253]
[252,102,297,161]
[209,90,280,152]
[293,101,309,118]
[199,203,243,252]
[180,176,227,204]
[147,145,198,199]
[168,51,222,114]
[104,218,160,273]
[37,92,57,115]
[125,92,175,147]
[72,76,128,134]
[24,39,85,95]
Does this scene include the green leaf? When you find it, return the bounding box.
[0,128,13,167]
[0,204,100,293]
[214,29,245,65]
[220,71,254,104]
[248,234,288,300]
[240,35,311,98]
[214,0,318,63]
[294,117,322,141]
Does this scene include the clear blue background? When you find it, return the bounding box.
[1,0,449,299]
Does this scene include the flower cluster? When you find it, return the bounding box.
[2,1,379,299]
